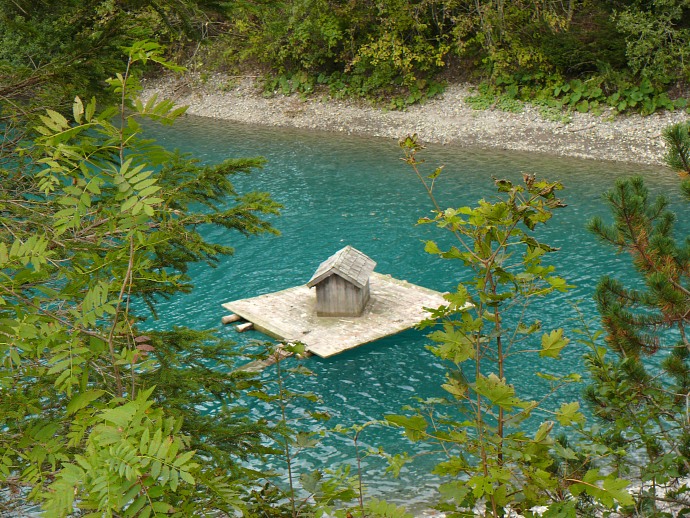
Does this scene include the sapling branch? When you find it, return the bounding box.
[401,137,578,516]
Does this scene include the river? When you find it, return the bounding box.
[144,115,682,509]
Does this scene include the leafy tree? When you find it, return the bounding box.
[614,0,690,85]
[393,135,633,517]
[0,0,226,121]
[584,133,690,513]
[219,0,453,105]
[0,41,282,516]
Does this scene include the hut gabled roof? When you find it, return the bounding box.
[307,246,376,289]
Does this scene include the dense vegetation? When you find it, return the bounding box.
[215,0,690,111]
[4,0,690,113]
[0,43,288,517]
[4,1,690,517]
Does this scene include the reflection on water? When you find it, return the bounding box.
[145,115,684,508]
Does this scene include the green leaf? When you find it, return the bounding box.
[150,460,162,479]
[99,402,137,427]
[468,474,494,498]
[67,390,105,415]
[429,325,474,363]
[602,476,634,506]
[85,179,101,194]
[126,496,149,517]
[121,196,139,213]
[543,501,577,518]
[385,414,428,441]
[428,166,444,180]
[294,431,319,449]
[121,482,143,508]
[439,480,471,505]
[495,178,513,192]
[85,96,97,121]
[179,470,194,485]
[155,436,171,459]
[540,328,569,358]
[570,469,633,508]
[138,185,161,198]
[441,374,469,400]
[45,109,70,130]
[474,373,524,410]
[160,465,170,486]
[534,420,554,442]
[73,96,84,123]
[169,468,179,491]
[556,401,585,426]
[173,450,196,468]
[300,469,322,494]
[137,428,149,456]
[128,168,152,184]
[424,240,441,255]
[552,441,579,461]
[47,358,73,375]
[119,157,134,178]
[576,100,589,113]
[546,276,571,291]
[366,498,413,518]
[151,501,173,514]
[443,284,470,309]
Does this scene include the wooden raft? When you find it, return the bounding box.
[221,272,448,358]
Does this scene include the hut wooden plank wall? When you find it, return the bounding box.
[307,246,376,317]
[313,274,369,317]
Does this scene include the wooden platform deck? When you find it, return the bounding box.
[221,272,448,358]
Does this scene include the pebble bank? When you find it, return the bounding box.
[142,73,690,167]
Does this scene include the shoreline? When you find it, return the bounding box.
[141,73,689,167]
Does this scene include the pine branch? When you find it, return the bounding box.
[664,123,690,173]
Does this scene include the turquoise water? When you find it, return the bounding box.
[146,116,684,507]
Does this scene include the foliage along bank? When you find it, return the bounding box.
[207,0,690,112]
[4,1,690,114]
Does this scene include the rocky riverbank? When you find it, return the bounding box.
[141,72,690,166]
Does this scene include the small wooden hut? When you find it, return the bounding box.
[307,246,376,317]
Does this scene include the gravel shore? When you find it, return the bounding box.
[141,73,690,166]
